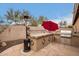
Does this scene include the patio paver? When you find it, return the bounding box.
[0,43,79,56]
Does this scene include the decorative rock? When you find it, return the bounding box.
[1,42,7,47]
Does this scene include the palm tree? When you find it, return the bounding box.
[5,9,14,21]
[63,21,67,28]
[14,10,21,23]
[20,10,30,20]
[5,9,31,25]
[5,9,22,24]
[5,9,14,25]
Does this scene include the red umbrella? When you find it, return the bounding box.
[42,21,59,31]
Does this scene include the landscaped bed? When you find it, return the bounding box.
[0,39,23,53]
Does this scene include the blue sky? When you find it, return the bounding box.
[0,3,74,24]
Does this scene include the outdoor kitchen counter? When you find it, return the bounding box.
[72,33,79,37]
[29,33,54,51]
[29,33,54,39]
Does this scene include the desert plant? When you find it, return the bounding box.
[38,16,46,25]
[30,16,38,26]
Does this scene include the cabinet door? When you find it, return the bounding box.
[60,37,71,45]
[55,35,61,43]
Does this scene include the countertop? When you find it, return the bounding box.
[29,33,54,39]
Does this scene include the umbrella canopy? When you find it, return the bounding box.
[42,21,59,31]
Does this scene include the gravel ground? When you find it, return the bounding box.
[0,39,23,53]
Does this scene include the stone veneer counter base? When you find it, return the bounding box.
[29,33,54,51]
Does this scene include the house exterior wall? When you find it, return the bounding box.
[73,16,79,33]
[72,4,79,47]
[73,3,79,33]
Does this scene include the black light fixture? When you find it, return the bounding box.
[23,15,31,52]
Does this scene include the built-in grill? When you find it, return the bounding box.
[60,30,72,38]
[60,30,72,45]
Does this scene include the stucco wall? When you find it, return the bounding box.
[73,17,79,33]
[0,25,26,42]
[0,25,48,42]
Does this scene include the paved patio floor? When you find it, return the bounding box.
[0,43,79,56]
